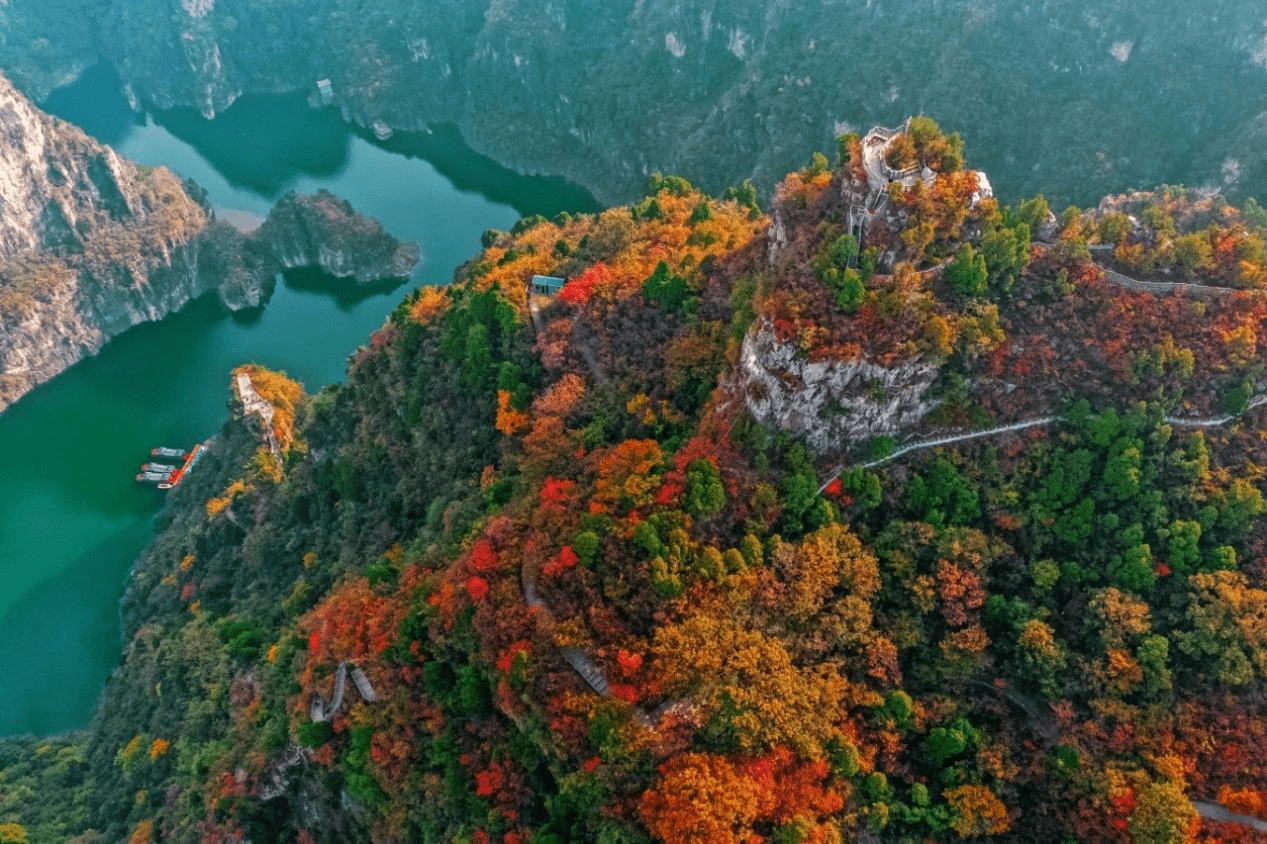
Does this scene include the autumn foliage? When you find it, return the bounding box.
[28,129,1267,844]
[234,364,305,451]
[639,748,843,844]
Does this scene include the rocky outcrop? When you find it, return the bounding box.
[234,370,281,463]
[845,122,993,271]
[0,74,204,266]
[255,190,419,283]
[0,74,419,413]
[738,320,940,453]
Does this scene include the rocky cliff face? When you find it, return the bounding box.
[0,0,1265,207]
[738,320,940,453]
[255,190,420,283]
[0,75,419,413]
[0,71,231,412]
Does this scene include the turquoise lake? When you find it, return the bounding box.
[0,64,597,736]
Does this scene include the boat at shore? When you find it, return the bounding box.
[135,443,205,489]
[157,443,205,490]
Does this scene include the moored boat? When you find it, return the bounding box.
[136,470,173,483]
[157,443,205,490]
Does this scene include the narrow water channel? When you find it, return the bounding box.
[0,64,597,736]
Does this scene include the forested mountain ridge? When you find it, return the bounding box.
[6,120,1267,844]
[1,0,1266,207]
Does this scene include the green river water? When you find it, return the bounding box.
[0,64,597,736]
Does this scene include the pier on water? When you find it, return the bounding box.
[135,442,205,489]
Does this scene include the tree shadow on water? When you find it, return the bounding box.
[151,94,353,199]
[281,267,406,312]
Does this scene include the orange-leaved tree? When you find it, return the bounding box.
[639,753,776,844]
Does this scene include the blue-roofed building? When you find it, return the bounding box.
[531,275,566,296]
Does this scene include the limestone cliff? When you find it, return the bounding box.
[255,190,420,283]
[0,72,235,412]
[738,319,939,453]
[0,75,419,413]
[1,0,1265,207]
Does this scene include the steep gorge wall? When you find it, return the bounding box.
[1,0,1266,207]
[0,71,228,412]
[0,75,420,413]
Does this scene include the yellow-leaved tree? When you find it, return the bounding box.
[0,823,28,844]
[945,784,1011,838]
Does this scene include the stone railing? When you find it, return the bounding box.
[819,396,1267,492]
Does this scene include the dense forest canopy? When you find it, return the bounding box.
[3,0,1267,206]
[4,119,1267,844]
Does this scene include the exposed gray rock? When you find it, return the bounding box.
[0,77,149,260]
[738,320,940,453]
[0,71,237,413]
[1,0,1265,207]
[234,369,281,465]
[0,74,417,413]
[254,190,419,283]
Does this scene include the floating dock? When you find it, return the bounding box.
[135,443,205,489]
[158,443,205,490]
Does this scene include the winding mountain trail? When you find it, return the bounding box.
[817,245,1267,492]
[522,568,614,700]
[1193,802,1267,833]
[1050,239,1252,296]
[817,394,1267,494]
[818,417,1058,492]
[522,559,682,728]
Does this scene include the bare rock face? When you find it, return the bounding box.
[253,190,420,283]
[2,0,1266,208]
[0,76,416,414]
[0,71,239,412]
[0,77,198,262]
[738,320,939,453]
